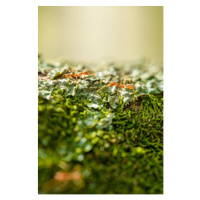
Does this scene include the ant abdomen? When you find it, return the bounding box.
[65,74,72,78]
[125,84,134,90]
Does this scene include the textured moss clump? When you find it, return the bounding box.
[38,58,163,194]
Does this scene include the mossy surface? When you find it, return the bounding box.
[38,57,163,194]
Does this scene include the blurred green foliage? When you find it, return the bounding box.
[38,57,163,194]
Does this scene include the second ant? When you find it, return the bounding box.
[97,77,134,97]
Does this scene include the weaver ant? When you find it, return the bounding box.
[97,77,134,97]
[62,67,96,84]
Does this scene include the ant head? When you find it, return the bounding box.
[110,82,115,86]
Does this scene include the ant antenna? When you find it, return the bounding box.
[96,83,110,93]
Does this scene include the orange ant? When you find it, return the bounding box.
[62,68,96,84]
[97,77,134,97]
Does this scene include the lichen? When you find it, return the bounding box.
[38,57,163,194]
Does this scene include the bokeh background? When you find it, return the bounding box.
[38,6,163,63]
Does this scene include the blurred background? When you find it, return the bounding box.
[38,6,163,63]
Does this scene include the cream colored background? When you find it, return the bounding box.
[38,6,163,62]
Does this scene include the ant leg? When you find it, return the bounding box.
[120,88,123,98]
[120,79,124,98]
[117,88,119,96]
[73,69,78,85]
[124,76,128,86]
[117,79,122,97]
[127,77,132,84]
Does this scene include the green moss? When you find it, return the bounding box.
[38,58,163,194]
